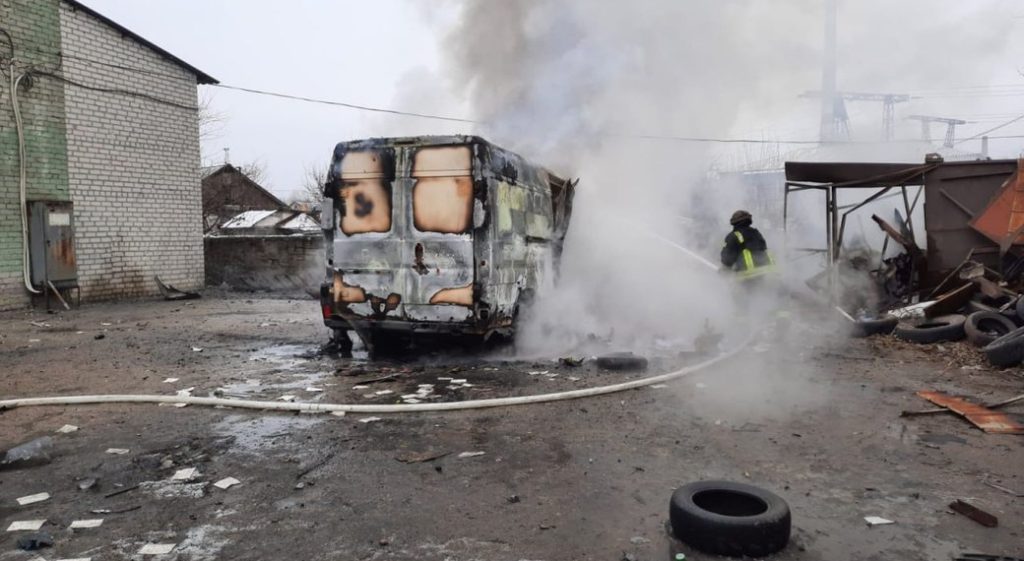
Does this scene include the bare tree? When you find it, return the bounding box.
[197,91,225,143]
[237,159,270,187]
[297,161,328,203]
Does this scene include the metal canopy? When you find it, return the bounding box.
[784,161,929,188]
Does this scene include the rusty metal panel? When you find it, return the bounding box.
[28,201,77,287]
[923,160,1017,282]
[969,162,1024,246]
[917,390,1024,434]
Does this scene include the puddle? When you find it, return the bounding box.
[222,345,333,400]
[214,414,324,453]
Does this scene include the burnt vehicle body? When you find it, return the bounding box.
[319,135,576,349]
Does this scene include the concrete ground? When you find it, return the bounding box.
[0,294,1022,561]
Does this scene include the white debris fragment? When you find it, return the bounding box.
[304,387,324,393]
[56,424,79,434]
[171,467,199,481]
[460,383,475,388]
[568,376,581,382]
[139,543,177,555]
[69,519,104,529]
[16,492,50,506]
[437,377,453,381]
[279,395,297,402]
[403,398,422,404]
[358,416,382,424]
[106,448,130,455]
[191,346,203,352]
[213,477,241,490]
[330,411,347,417]
[650,384,668,389]
[374,389,393,396]
[7,519,46,531]
[418,384,434,389]
[101,322,112,326]
[351,385,369,390]
[450,378,468,384]
[527,371,549,376]
[457,451,486,459]
[163,377,179,383]
[864,516,895,526]
[28,338,41,343]
[173,403,189,408]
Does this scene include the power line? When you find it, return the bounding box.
[32,70,198,111]
[956,113,1024,145]
[211,83,477,124]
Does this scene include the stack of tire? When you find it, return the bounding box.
[889,296,1024,367]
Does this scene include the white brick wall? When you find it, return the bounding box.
[59,2,205,300]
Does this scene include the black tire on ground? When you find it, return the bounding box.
[983,325,1024,367]
[894,314,966,344]
[850,316,898,338]
[669,480,791,558]
[964,311,1017,347]
[595,352,648,371]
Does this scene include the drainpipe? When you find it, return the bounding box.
[10,66,41,294]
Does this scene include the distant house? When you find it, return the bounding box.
[0,0,216,309]
[201,164,286,232]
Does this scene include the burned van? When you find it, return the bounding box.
[319,135,576,351]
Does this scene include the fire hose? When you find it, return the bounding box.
[0,337,748,415]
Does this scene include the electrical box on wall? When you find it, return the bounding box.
[28,201,78,288]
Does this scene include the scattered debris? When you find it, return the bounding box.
[213,477,241,490]
[17,531,54,551]
[103,484,140,498]
[949,499,998,527]
[163,377,180,383]
[901,392,1024,417]
[596,352,649,371]
[93,333,105,340]
[358,417,382,424]
[175,387,194,397]
[278,395,296,402]
[106,448,130,455]
[304,386,324,392]
[864,516,895,526]
[982,475,1024,497]
[138,543,178,555]
[77,477,97,491]
[171,467,199,481]
[191,346,203,352]
[915,391,1024,434]
[155,275,200,300]
[630,536,650,545]
[1,436,54,470]
[7,520,46,532]
[395,450,450,464]
[374,389,394,396]
[56,424,79,434]
[69,519,104,529]
[507,494,521,504]
[330,411,347,417]
[457,451,486,459]
[16,492,50,506]
[559,356,584,367]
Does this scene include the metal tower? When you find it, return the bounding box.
[907,115,968,147]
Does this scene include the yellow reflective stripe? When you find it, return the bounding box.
[742,249,755,270]
[733,231,745,244]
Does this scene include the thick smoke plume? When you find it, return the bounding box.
[425,0,1013,357]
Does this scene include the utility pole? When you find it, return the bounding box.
[907,115,968,148]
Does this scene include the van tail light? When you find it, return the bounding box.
[321,304,332,319]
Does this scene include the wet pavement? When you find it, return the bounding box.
[1,294,1022,560]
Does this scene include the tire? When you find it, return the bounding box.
[894,314,966,344]
[850,316,897,338]
[669,480,791,557]
[964,312,1017,347]
[595,352,648,371]
[983,325,1024,367]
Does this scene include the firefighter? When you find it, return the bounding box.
[720,210,774,280]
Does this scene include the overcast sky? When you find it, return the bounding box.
[81,1,1024,200]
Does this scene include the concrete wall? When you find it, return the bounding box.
[0,0,70,309]
[205,236,323,293]
[59,2,204,300]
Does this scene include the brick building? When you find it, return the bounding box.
[201,164,286,232]
[0,0,215,309]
